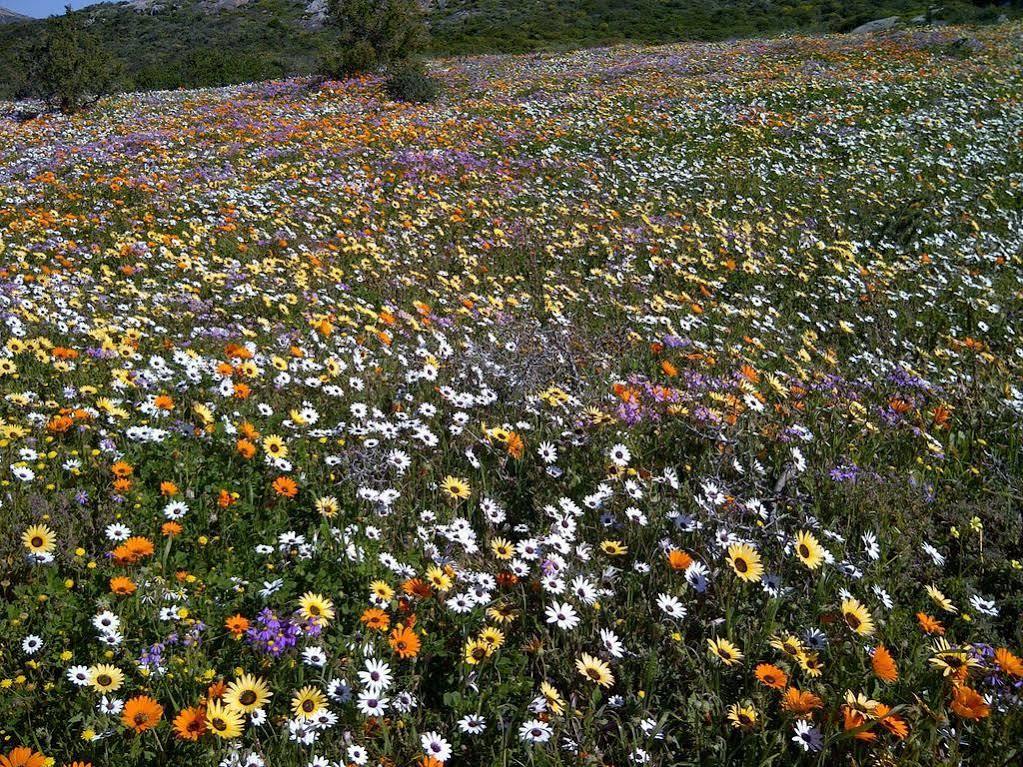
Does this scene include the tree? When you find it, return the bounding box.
[24,6,118,114]
[322,0,429,78]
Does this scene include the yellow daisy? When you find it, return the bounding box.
[223,673,272,713]
[440,475,471,501]
[206,700,245,738]
[370,580,395,601]
[793,530,824,570]
[576,653,614,687]
[261,434,288,458]
[490,537,514,560]
[425,565,453,592]
[22,524,56,555]
[478,626,505,650]
[88,664,124,693]
[707,637,745,666]
[926,584,958,613]
[841,598,875,636]
[727,703,758,729]
[464,638,491,665]
[291,686,326,719]
[315,496,339,518]
[727,544,763,583]
[298,592,335,626]
[540,681,565,714]
[600,540,628,556]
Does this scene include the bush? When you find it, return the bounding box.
[384,59,438,102]
[22,5,118,113]
[323,0,428,76]
[320,39,378,79]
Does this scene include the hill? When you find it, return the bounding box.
[0,0,1017,95]
[0,5,30,23]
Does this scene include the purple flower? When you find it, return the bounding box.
[245,608,301,657]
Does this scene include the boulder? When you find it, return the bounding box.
[304,0,328,26]
[851,16,901,34]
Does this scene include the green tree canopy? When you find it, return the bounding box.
[24,5,118,113]
[323,0,429,77]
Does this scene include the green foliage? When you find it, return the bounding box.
[383,58,439,102]
[320,38,378,79]
[322,0,429,76]
[22,5,118,113]
[0,0,1019,97]
[427,0,1019,52]
[1,0,325,97]
[128,48,287,92]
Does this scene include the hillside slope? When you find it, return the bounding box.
[0,0,1016,96]
[0,5,30,23]
[0,22,1021,766]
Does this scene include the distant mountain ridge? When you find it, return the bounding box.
[0,5,30,23]
[0,0,1017,97]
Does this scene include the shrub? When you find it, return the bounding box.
[383,59,438,102]
[320,39,378,79]
[323,0,428,76]
[22,5,119,113]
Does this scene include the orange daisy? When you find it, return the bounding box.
[875,703,908,739]
[754,663,788,689]
[995,648,1023,677]
[389,625,421,659]
[916,612,944,635]
[206,680,227,701]
[950,685,990,720]
[0,748,46,767]
[112,536,155,565]
[780,687,823,716]
[111,460,134,478]
[272,476,298,498]
[360,607,391,631]
[667,549,693,571]
[842,707,876,741]
[121,695,163,732]
[225,614,250,637]
[172,706,207,741]
[110,576,137,595]
[401,578,433,598]
[872,644,899,683]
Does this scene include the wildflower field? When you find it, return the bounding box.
[1,22,1022,767]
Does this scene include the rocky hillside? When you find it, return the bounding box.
[0,5,29,23]
[0,0,1016,96]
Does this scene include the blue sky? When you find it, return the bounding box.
[3,0,101,17]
